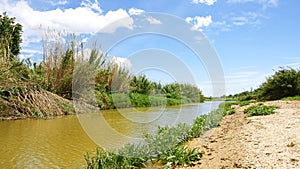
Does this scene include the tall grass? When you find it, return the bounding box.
[40,30,79,99]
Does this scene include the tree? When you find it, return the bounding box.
[0,12,22,62]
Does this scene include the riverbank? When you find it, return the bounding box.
[0,87,75,120]
[181,100,300,168]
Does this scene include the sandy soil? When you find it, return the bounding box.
[180,100,300,169]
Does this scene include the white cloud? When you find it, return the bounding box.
[112,56,132,69]
[185,15,213,31]
[227,0,278,9]
[146,16,162,25]
[209,11,264,33]
[128,8,144,15]
[48,0,68,6]
[0,0,133,47]
[192,0,217,5]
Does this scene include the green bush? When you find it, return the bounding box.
[244,105,278,117]
[258,68,300,100]
[129,93,151,107]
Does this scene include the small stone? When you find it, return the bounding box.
[290,158,299,162]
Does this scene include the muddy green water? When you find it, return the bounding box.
[0,101,221,168]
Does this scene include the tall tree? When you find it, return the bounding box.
[130,75,153,95]
[0,12,23,62]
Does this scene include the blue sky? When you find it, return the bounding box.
[1,0,300,96]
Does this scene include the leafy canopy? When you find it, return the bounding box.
[0,12,23,62]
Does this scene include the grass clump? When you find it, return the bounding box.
[244,105,278,117]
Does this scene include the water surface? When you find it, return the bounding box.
[0,101,221,168]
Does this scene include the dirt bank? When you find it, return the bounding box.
[181,100,300,169]
[0,87,75,120]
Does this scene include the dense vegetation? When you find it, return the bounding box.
[85,102,233,168]
[0,12,204,119]
[258,68,300,100]
[229,67,300,101]
[0,13,75,119]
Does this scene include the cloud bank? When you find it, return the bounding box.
[0,0,142,47]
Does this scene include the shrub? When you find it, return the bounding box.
[129,93,151,107]
[258,68,300,100]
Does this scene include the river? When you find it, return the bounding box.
[0,101,222,168]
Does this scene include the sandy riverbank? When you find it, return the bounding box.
[181,100,300,169]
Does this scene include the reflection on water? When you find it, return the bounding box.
[0,101,221,168]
